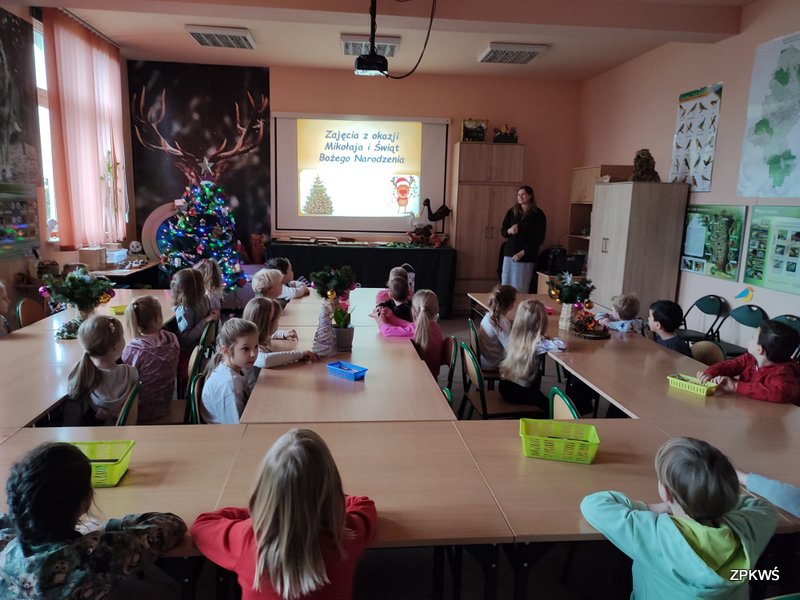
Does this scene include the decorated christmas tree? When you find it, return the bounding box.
[303,175,334,214]
[158,181,246,291]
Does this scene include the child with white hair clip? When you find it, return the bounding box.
[67,315,138,425]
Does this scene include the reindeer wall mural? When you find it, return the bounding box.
[127,60,270,255]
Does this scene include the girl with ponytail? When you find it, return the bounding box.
[478,284,518,370]
[67,315,138,424]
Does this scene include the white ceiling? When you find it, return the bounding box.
[33,0,757,80]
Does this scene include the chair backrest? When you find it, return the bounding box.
[548,387,579,420]
[199,320,218,357]
[774,315,800,360]
[185,346,203,398]
[460,342,489,418]
[681,294,727,336]
[442,335,458,391]
[467,318,481,359]
[441,386,452,406]
[691,340,726,366]
[714,304,768,340]
[189,373,206,424]
[16,298,47,328]
[116,383,140,426]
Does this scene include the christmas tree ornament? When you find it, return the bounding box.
[38,286,50,298]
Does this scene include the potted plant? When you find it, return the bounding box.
[309,266,359,354]
[40,267,116,339]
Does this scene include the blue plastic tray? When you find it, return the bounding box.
[327,361,367,381]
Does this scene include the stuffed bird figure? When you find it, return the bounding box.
[422,198,452,221]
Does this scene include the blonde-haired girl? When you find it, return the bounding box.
[201,318,260,424]
[251,268,284,299]
[122,296,180,423]
[498,299,549,410]
[67,315,138,424]
[242,298,314,374]
[376,289,445,377]
[191,428,377,600]
[478,284,518,371]
[194,258,225,311]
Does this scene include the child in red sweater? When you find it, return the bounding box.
[698,319,800,404]
[191,429,376,600]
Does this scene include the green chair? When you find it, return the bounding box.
[459,342,544,420]
[183,346,204,400]
[116,383,140,426]
[713,304,768,358]
[548,387,580,419]
[199,320,218,358]
[467,318,500,389]
[16,297,48,329]
[677,294,728,342]
[442,335,459,393]
[187,373,206,425]
[774,314,800,360]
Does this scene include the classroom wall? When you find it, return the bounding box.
[579,0,800,344]
[269,67,582,249]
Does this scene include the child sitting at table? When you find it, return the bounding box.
[67,315,139,425]
[375,265,412,304]
[191,428,376,600]
[194,258,225,311]
[242,297,315,374]
[581,437,777,599]
[478,284,518,371]
[376,276,413,322]
[697,319,800,404]
[251,268,285,301]
[202,318,261,424]
[376,289,445,377]
[122,295,180,423]
[648,300,692,357]
[266,257,310,301]
[0,442,186,599]
[497,299,550,411]
[596,293,646,334]
[172,268,219,385]
[0,280,10,335]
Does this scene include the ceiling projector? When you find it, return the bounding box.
[354,52,388,76]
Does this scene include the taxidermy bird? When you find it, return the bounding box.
[422,198,452,221]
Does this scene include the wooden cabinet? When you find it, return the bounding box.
[451,143,524,313]
[567,164,632,254]
[587,182,689,313]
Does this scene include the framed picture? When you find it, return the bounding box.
[461,118,488,142]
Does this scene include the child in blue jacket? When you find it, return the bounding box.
[581,437,777,599]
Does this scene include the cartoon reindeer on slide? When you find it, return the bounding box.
[131,87,268,182]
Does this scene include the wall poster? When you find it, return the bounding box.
[744,205,800,296]
[681,205,746,281]
[668,83,722,192]
[738,31,800,198]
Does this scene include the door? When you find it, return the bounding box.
[587,184,632,309]
[454,184,493,279]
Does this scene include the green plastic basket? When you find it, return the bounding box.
[70,440,135,487]
[519,419,600,464]
[667,374,718,396]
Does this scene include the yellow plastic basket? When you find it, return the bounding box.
[667,374,718,396]
[70,440,135,487]
[519,419,600,464]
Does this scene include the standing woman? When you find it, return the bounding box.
[500,185,547,292]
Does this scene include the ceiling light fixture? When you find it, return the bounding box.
[478,42,549,64]
[185,25,255,49]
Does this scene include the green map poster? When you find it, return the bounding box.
[744,206,800,296]
[738,31,800,197]
[681,205,746,281]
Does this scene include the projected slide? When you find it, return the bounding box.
[297,119,422,217]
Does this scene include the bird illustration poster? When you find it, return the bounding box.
[668,83,723,192]
[738,32,800,198]
[744,205,800,296]
[681,204,746,281]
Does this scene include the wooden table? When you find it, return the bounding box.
[456,419,669,542]
[0,425,246,555]
[276,288,388,328]
[0,429,18,445]
[219,422,513,547]
[242,327,455,423]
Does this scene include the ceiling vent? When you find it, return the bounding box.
[479,42,549,64]
[186,25,255,49]
[341,34,400,58]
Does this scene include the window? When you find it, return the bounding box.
[33,22,58,242]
